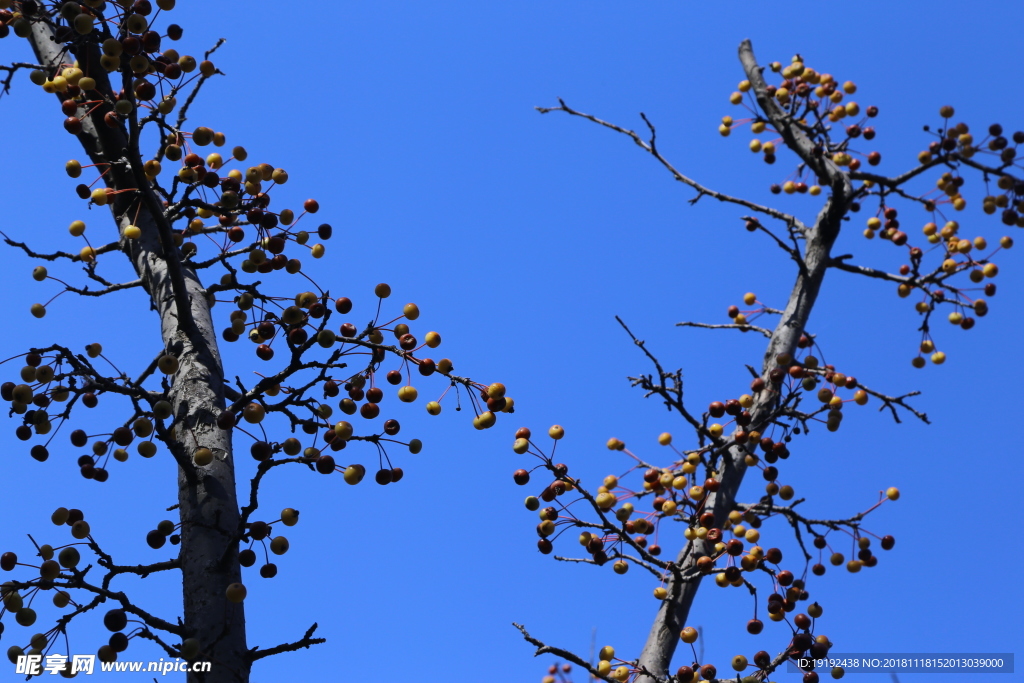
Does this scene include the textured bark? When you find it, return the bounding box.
[635,40,855,681]
[28,19,249,683]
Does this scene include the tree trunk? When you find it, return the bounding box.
[28,18,249,682]
[635,39,854,682]
[635,212,840,679]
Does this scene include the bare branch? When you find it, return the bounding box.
[0,61,47,96]
[107,558,182,578]
[226,456,312,565]
[828,256,913,284]
[174,39,226,132]
[48,571,186,636]
[854,384,928,424]
[61,278,145,297]
[1,231,122,262]
[134,627,182,659]
[615,316,704,433]
[957,155,1023,180]
[616,552,673,579]
[248,623,326,662]
[849,154,949,188]
[676,321,772,338]
[553,555,596,565]
[739,215,804,261]
[537,99,808,231]
[513,623,615,682]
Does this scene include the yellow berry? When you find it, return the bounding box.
[193,447,214,466]
[225,583,246,603]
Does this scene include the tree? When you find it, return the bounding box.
[510,40,1022,683]
[0,2,508,680]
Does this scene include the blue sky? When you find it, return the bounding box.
[1,2,1021,681]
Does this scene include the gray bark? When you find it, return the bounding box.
[27,18,249,682]
[635,40,854,681]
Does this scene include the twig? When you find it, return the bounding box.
[739,215,804,262]
[676,321,772,338]
[615,316,703,433]
[0,61,47,96]
[828,257,913,284]
[513,623,615,682]
[248,623,326,662]
[856,385,927,424]
[174,39,226,131]
[537,99,808,231]
[849,155,951,188]
[61,279,145,297]
[1,231,121,262]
